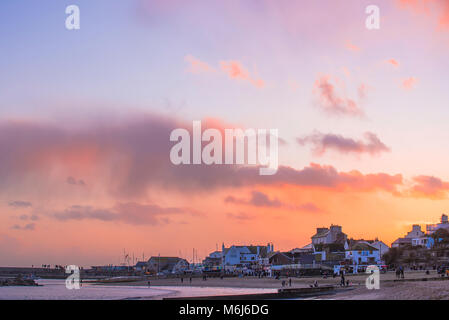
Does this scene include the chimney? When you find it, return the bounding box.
[317,227,328,234]
[330,225,342,233]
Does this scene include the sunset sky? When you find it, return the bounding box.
[1,0,449,267]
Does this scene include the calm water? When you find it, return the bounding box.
[0,279,276,300]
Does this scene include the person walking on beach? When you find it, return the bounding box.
[395,268,400,279]
[181,277,183,284]
[400,266,404,279]
[189,277,192,284]
[340,271,345,287]
[289,278,292,287]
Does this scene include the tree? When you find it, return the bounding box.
[382,247,401,266]
[432,229,449,246]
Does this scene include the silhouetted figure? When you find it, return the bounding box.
[340,271,345,287]
[289,278,292,287]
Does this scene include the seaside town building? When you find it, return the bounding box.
[147,256,189,274]
[135,261,148,272]
[345,242,381,265]
[311,225,347,245]
[426,214,449,235]
[392,225,425,248]
[202,251,222,269]
[221,243,273,268]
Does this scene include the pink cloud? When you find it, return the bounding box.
[225,190,325,213]
[408,175,449,199]
[386,59,400,68]
[52,202,201,226]
[297,132,390,156]
[402,76,418,90]
[298,202,323,213]
[219,60,265,88]
[225,191,282,208]
[185,56,265,88]
[185,55,215,74]
[226,212,255,221]
[358,84,367,100]
[342,67,351,78]
[345,40,361,52]
[397,0,449,30]
[0,115,407,197]
[313,75,364,117]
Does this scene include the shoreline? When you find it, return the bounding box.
[94,270,442,288]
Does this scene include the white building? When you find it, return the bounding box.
[426,214,449,235]
[412,236,430,247]
[345,242,380,265]
[392,225,425,248]
[222,243,273,266]
[370,240,389,258]
[405,225,425,238]
[311,225,347,245]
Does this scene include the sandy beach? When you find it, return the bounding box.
[329,280,449,300]
[96,270,449,299]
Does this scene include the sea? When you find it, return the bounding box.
[0,279,277,300]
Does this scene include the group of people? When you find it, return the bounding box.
[180,277,193,283]
[395,266,405,279]
[339,271,350,287]
[281,278,292,287]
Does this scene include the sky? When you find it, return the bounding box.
[1,0,449,267]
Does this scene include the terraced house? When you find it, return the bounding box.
[221,243,273,267]
[345,242,381,265]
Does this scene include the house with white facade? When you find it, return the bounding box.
[345,242,380,265]
[426,214,449,235]
[392,225,425,248]
[411,236,434,248]
[370,240,389,258]
[221,243,273,267]
[311,225,347,245]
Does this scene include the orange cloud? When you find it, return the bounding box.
[408,175,449,199]
[402,76,418,90]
